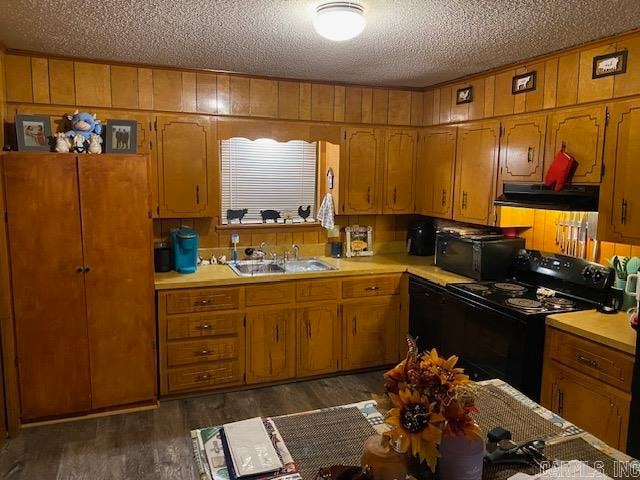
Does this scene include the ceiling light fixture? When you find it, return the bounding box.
[313,2,366,42]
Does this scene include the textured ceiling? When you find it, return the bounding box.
[1,0,639,87]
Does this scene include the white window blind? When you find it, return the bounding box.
[221,138,318,224]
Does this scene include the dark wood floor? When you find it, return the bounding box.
[0,371,385,480]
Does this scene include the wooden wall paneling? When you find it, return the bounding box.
[277,81,300,119]
[410,91,423,126]
[229,76,250,116]
[388,90,411,125]
[361,88,373,123]
[543,58,558,109]
[372,89,389,124]
[74,62,111,107]
[614,35,640,98]
[30,57,50,104]
[311,84,334,121]
[578,42,616,103]
[0,53,4,148]
[438,86,452,124]
[250,78,277,118]
[468,78,485,120]
[181,72,197,113]
[422,89,434,126]
[344,86,362,123]
[483,75,495,118]
[216,74,230,115]
[449,83,469,122]
[152,69,183,112]
[493,69,515,116]
[195,72,217,114]
[5,54,32,103]
[513,67,527,114]
[556,52,579,107]
[110,65,139,109]
[524,62,545,112]
[137,67,154,110]
[432,89,441,125]
[333,85,345,122]
[299,83,312,120]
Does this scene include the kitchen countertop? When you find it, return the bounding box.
[154,253,472,290]
[546,310,637,355]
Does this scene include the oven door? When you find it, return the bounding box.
[444,290,545,401]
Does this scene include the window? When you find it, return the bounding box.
[221,138,318,224]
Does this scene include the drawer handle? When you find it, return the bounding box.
[194,299,212,306]
[365,286,380,291]
[195,374,210,382]
[195,349,212,356]
[576,354,600,370]
[196,324,212,330]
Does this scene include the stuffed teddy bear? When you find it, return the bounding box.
[65,110,102,146]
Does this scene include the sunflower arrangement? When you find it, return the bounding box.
[379,339,481,473]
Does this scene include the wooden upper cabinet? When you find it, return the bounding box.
[383,129,417,213]
[296,304,340,377]
[342,297,399,370]
[156,114,216,218]
[499,113,547,183]
[598,99,640,245]
[341,127,383,214]
[3,154,92,420]
[545,105,606,184]
[453,121,500,226]
[78,155,156,409]
[416,126,457,219]
[246,308,296,384]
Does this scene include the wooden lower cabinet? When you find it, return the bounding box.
[246,308,296,384]
[297,304,340,377]
[342,296,400,370]
[541,327,632,450]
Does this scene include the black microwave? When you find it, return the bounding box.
[435,233,525,280]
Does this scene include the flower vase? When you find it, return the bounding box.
[361,434,411,480]
[437,434,484,480]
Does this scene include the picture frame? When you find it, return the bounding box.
[105,120,137,154]
[456,86,473,104]
[512,71,537,94]
[15,114,53,151]
[592,50,628,79]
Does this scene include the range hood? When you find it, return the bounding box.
[495,183,600,211]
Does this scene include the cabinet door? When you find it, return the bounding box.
[542,361,629,450]
[246,308,295,383]
[453,121,500,225]
[341,128,382,214]
[416,127,457,218]
[499,114,546,183]
[545,105,606,184]
[156,115,216,217]
[297,304,340,377]
[78,154,156,409]
[383,129,417,213]
[599,99,640,244]
[4,154,91,419]
[342,297,399,370]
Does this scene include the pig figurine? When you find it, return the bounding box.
[88,133,103,154]
[54,132,72,153]
[260,209,281,223]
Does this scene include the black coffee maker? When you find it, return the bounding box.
[406,218,436,256]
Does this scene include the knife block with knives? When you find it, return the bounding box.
[555,212,599,261]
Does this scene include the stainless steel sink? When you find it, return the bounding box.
[228,258,336,277]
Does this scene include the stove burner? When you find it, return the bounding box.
[494,282,527,293]
[505,298,543,310]
[542,297,576,309]
[466,284,490,293]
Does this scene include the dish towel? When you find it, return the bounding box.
[317,193,335,230]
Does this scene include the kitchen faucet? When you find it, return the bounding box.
[292,244,300,261]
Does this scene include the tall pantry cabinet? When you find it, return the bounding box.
[3,153,156,421]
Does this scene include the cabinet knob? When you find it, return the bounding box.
[194,299,211,306]
[196,349,211,356]
[195,373,210,382]
[365,286,380,291]
[84,266,91,273]
[75,266,84,273]
[366,186,371,205]
[196,323,211,330]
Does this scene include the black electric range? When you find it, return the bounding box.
[410,249,615,401]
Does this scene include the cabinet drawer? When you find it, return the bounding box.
[342,275,401,298]
[167,337,241,367]
[548,328,634,392]
[296,279,340,302]
[167,312,243,340]
[167,362,242,392]
[245,283,294,307]
[165,288,241,314]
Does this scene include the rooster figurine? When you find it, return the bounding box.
[298,205,311,222]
